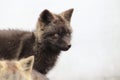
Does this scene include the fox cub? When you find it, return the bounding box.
[0,56,48,80]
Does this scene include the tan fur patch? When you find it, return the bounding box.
[0,56,48,80]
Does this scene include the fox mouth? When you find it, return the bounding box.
[49,42,71,51]
[58,45,71,51]
[61,48,70,51]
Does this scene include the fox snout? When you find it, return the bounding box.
[60,44,71,51]
[63,44,71,51]
[68,44,71,48]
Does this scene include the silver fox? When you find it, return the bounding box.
[0,8,74,74]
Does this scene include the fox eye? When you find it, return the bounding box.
[54,33,59,37]
[66,33,70,36]
[52,33,59,39]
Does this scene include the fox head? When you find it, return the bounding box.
[0,56,34,80]
[35,9,74,51]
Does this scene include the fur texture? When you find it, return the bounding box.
[0,9,74,74]
[0,56,48,80]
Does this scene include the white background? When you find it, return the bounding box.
[0,0,120,80]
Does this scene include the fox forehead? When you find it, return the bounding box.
[44,24,72,36]
[0,61,19,72]
[46,16,72,33]
[53,15,66,24]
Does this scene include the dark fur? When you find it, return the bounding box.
[0,9,74,74]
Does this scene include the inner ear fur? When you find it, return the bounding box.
[19,56,34,72]
[61,8,74,22]
[39,9,54,25]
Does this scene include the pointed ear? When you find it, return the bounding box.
[19,56,34,72]
[61,8,74,22]
[39,9,54,25]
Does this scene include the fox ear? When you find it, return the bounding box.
[61,8,74,22]
[39,9,54,25]
[19,56,34,72]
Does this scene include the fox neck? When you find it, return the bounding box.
[34,39,61,74]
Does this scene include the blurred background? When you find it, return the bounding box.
[0,0,120,80]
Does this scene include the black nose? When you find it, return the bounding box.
[68,45,71,48]
[60,45,71,51]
